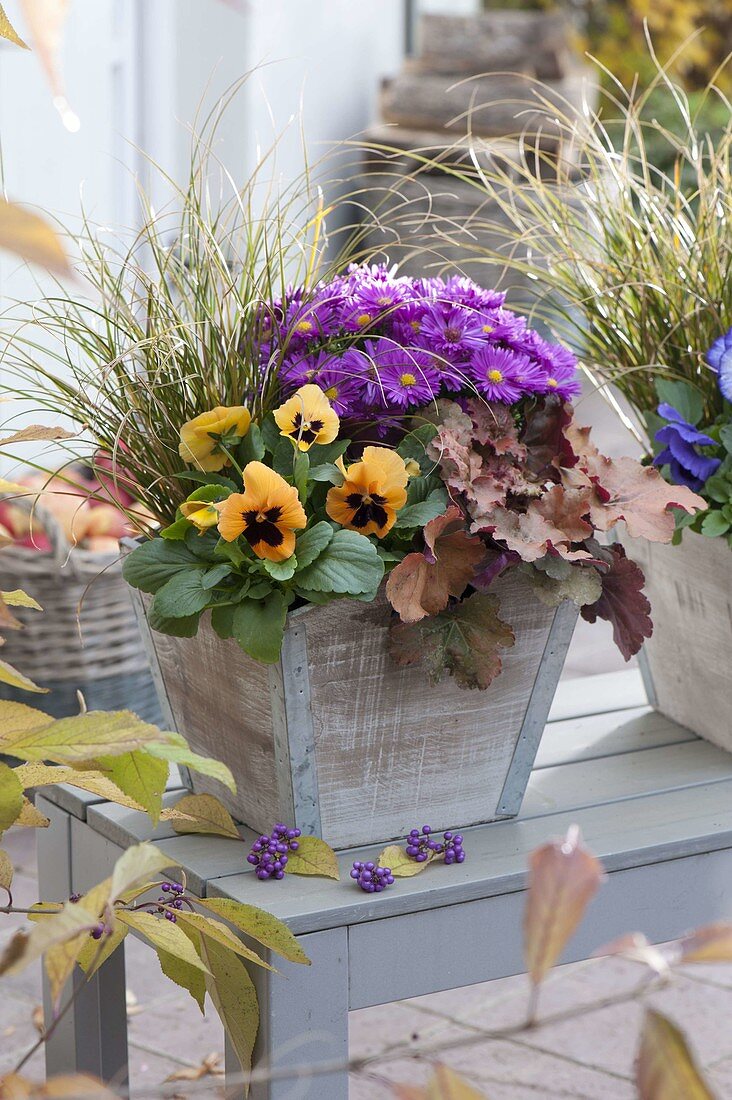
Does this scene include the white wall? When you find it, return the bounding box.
[0,0,407,460]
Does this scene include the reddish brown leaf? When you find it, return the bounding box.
[386,506,484,623]
[482,503,593,564]
[524,825,604,989]
[469,399,526,459]
[636,1010,716,1099]
[521,396,573,477]
[531,484,594,542]
[389,591,514,689]
[580,542,652,660]
[581,454,705,541]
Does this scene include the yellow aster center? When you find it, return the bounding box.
[410,320,421,332]
[482,324,494,333]
[357,312,372,326]
[547,377,559,388]
[399,372,417,387]
[324,385,338,400]
[487,369,504,383]
[376,295,392,306]
[295,320,314,333]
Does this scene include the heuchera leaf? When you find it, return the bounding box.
[580,543,652,660]
[523,825,604,992]
[562,418,706,541]
[386,506,485,623]
[636,1009,716,1100]
[389,591,515,690]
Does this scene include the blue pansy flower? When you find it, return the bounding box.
[653,402,721,491]
[706,327,732,402]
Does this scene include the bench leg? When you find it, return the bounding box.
[226,927,349,1100]
[37,798,129,1088]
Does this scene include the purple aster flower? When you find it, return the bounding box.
[653,403,721,491]
[374,348,441,408]
[478,308,528,345]
[526,339,581,400]
[419,304,486,358]
[442,275,506,311]
[469,346,528,403]
[282,294,337,344]
[706,326,732,402]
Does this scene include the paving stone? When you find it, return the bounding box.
[127,1045,225,1097]
[512,972,732,1079]
[0,1000,45,1078]
[128,993,223,1068]
[350,1000,428,1060]
[3,827,38,878]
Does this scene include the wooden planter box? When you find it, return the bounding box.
[625,531,732,752]
[131,574,577,849]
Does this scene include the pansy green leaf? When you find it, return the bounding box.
[211,604,235,639]
[247,580,274,599]
[175,470,238,492]
[238,423,265,464]
[201,564,232,590]
[655,379,704,427]
[295,522,333,570]
[294,529,384,595]
[152,572,212,619]
[292,587,331,605]
[233,592,287,663]
[122,539,201,594]
[720,423,732,455]
[397,423,439,472]
[263,557,298,582]
[147,605,202,638]
[160,516,191,541]
[214,539,248,568]
[700,510,731,538]
[259,414,281,455]
[307,438,349,465]
[394,489,449,530]
[308,462,344,485]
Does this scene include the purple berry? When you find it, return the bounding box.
[248,822,302,880]
[351,861,395,893]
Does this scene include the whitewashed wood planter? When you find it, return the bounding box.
[626,531,732,753]
[131,573,577,849]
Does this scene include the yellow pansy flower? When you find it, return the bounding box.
[179,407,251,472]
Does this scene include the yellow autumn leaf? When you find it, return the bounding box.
[636,1010,716,1099]
[393,1065,488,1099]
[0,200,70,275]
[169,793,240,839]
[1,709,166,762]
[13,763,148,814]
[378,844,434,877]
[173,911,274,972]
[678,922,732,966]
[117,910,210,974]
[0,3,28,47]
[1,590,42,611]
[0,659,47,694]
[108,842,174,903]
[199,933,258,1083]
[15,798,50,829]
[0,900,98,977]
[0,848,13,893]
[284,835,339,880]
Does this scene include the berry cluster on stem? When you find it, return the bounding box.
[406,826,465,865]
[247,823,301,880]
[350,861,394,893]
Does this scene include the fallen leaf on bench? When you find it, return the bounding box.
[164,1052,224,1082]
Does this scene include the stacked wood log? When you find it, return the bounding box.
[360,10,595,293]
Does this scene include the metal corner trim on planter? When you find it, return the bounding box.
[278,619,323,837]
[636,646,658,709]
[495,599,579,818]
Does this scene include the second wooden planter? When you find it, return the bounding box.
[624,530,732,752]
[132,574,577,849]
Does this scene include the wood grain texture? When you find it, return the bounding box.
[138,574,563,848]
[415,11,572,80]
[379,71,590,139]
[139,600,283,828]
[298,574,558,848]
[627,532,732,751]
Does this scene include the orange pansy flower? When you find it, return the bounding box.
[326,446,408,538]
[217,462,306,562]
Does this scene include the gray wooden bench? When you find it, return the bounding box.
[37,669,732,1098]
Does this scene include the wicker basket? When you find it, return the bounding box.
[0,498,162,723]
